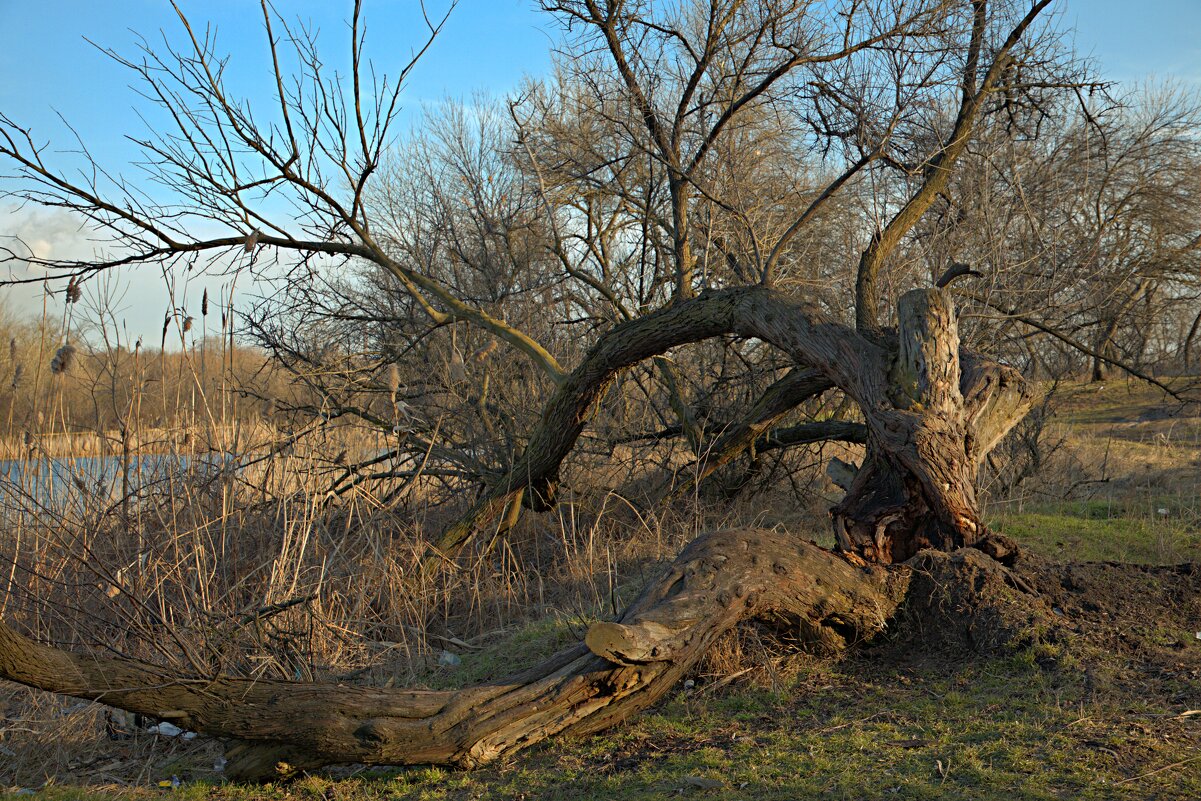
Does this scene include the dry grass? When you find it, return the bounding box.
[0,363,1197,790]
[0,423,291,461]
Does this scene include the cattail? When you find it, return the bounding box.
[472,340,499,363]
[65,277,82,304]
[162,313,171,347]
[8,337,16,361]
[386,363,400,404]
[244,229,261,252]
[182,316,194,333]
[22,431,32,448]
[201,288,209,317]
[50,343,76,374]
[10,363,22,390]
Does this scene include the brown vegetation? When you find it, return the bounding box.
[0,0,1199,787]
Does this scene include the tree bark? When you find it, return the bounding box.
[1092,317,1120,382]
[431,286,886,558]
[1183,307,1201,373]
[433,286,1033,564]
[0,529,904,781]
[833,290,1034,563]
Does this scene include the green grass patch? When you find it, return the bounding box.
[988,501,1201,564]
[16,658,1195,801]
[422,613,592,690]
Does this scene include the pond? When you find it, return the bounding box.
[0,453,239,505]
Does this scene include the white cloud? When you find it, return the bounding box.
[0,205,249,347]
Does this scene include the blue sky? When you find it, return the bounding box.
[1,0,1198,342]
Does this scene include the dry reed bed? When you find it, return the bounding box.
[0,476,708,785]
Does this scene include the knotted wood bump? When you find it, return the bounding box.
[586,620,677,665]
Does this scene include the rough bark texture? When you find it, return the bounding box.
[432,286,884,557]
[833,290,1035,563]
[835,290,976,561]
[0,529,904,781]
[434,285,1031,562]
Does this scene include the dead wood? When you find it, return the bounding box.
[0,529,903,781]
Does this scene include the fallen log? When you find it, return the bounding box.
[0,528,903,780]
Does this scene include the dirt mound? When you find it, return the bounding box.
[890,543,1201,705]
[897,545,1055,654]
[1024,556,1201,705]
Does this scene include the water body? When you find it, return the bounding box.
[0,453,239,505]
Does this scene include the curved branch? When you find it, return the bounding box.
[666,368,837,501]
[961,291,1182,400]
[431,286,890,557]
[854,0,1054,331]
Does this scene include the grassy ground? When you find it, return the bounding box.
[3,378,1200,800]
[10,652,1200,800]
[988,377,1201,565]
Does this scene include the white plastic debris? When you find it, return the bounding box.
[148,722,184,737]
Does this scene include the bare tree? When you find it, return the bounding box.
[915,83,1201,384]
[3,0,1174,781]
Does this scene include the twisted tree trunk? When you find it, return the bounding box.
[832,290,1031,562]
[0,529,902,780]
[0,285,1033,780]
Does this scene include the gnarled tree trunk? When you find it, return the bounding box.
[832,289,1033,562]
[0,285,1034,781]
[0,529,902,780]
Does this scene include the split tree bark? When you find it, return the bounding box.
[832,289,1033,562]
[0,529,902,780]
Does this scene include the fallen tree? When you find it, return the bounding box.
[0,528,903,779]
[0,284,1036,779]
[6,0,1184,785]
